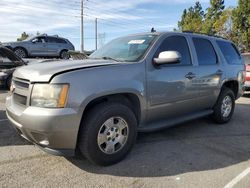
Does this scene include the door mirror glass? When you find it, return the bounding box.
[154,51,181,65]
[31,38,38,43]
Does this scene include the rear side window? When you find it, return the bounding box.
[155,36,192,65]
[217,41,242,64]
[47,37,67,44]
[193,38,217,65]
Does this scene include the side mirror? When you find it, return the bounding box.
[154,51,181,65]
[32,38,38,43]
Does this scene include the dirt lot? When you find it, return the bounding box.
[0,90,250,188]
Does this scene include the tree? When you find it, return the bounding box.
[232,0,250,52]
[17,32,29,41]
[203,0,225,35]
[178,2,204,32]
[213,8,234,39]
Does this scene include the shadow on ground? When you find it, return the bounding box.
[68,103,250,177]
[0,88,8,94]
[0,110,30,147]
[243,93,250,98]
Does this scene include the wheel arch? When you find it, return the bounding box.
[81,93,142,125]
[221,80,239,98]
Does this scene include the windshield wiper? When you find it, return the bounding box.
[101,56,121,62]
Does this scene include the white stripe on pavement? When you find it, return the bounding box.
[224,167,250,188]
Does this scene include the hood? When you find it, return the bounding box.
[14,59,120,82]
[2,41,23,46]
[0,46,25,65]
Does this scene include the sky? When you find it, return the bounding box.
[0,0,238,51]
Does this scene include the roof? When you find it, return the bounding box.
[126,31,230,42]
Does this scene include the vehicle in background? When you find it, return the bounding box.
[243,53,250,91]
[0,45,57,89]
[6,32,245,166]
[2,34,75,59]
[0,45,26,89]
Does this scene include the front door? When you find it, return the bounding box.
[147,35,200,123]
[30,36,48,56]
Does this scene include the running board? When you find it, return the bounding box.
[138,110,213,132]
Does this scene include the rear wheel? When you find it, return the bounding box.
[211,87,235,124]
[14,48,27,58]
[60,50,69,59]
[78,103,137,166]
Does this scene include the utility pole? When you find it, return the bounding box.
[95,18,98,50]
[80,0,84,52]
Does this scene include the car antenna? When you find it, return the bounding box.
[151,27,156,33]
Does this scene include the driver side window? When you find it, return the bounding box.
[155,36,192,65]
[35,37,46,43]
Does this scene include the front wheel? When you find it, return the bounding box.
[78,103,137,166]
[211,87,235,124]
[14,48,27,58]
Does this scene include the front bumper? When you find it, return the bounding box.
[6,95,81,156]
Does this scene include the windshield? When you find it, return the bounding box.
[90,34,158,62]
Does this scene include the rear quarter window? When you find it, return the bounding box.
[216,41,242,64]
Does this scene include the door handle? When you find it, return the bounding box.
[216,69,223,75]
[185,72,196,80]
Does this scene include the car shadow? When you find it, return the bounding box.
[67,103,250,177]
[243,92,250,98]
[0,109,30,147]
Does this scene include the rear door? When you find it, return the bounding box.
[46,37,64,56]
[147,34,200,122]
[192,37,223,108]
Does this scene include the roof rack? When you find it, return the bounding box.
[182,31,227,40]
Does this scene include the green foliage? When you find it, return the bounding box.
[178,2,204,32]
[178,0,250,52]
[232,0,250,52]
[17,32,29,41]
[203,0,225,34]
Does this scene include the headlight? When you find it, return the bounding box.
[31,84,69,108]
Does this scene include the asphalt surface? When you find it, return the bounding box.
[0,89,250,188]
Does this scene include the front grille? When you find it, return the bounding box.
[13,80,29,89]
[12,77,31,106]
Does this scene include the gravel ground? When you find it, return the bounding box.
[0,90,250,188]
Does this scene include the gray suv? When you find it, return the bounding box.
[6,32,245,166]
[3,35,75,59]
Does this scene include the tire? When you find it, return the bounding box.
[211,87,235,124]
[6,76,12,90]
[78,102,137,166]
[60,50,69,59]
[14,48,27,58]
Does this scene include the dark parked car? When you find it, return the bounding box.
[0,45,57,89]
[2,34,75,59]
[0,45,26,89]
